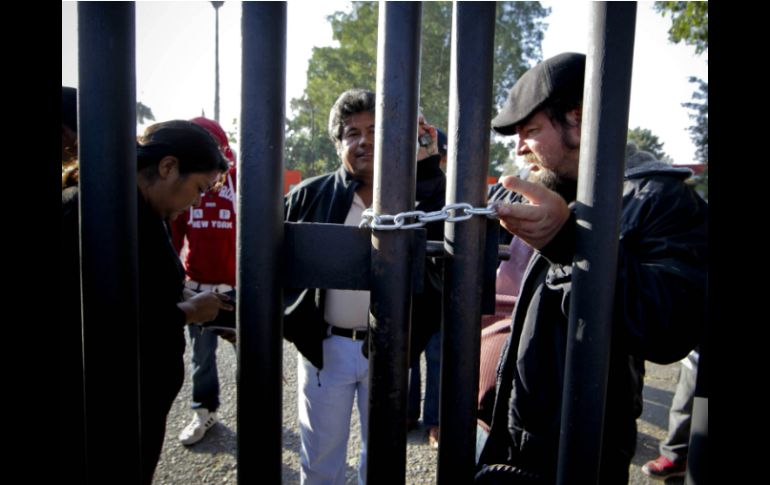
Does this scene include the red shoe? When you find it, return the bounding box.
[641,455,686,479]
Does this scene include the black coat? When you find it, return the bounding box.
[135,191,188,484]
[60,186,86,482]
[61,188,187,484]
[479,165,708,483]
[283,160,446,369]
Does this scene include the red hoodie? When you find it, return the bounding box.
[170,163,236,286]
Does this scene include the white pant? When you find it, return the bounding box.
[298,335,369,485]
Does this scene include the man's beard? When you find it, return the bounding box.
[523,156,577,203]
[524,128,579,203]
[534,168,577,203]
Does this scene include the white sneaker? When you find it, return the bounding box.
[178,408,217,445]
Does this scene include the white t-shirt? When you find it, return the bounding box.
[324,192,371,330]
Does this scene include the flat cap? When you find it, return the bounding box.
[491,52,586,135]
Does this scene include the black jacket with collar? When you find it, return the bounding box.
[283,160,446,370]
[62,187,187,483]
[283,167,361,369]
[478,163,708,483]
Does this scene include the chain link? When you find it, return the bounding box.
[360,202,498,230]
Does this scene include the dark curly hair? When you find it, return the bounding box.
[327,89,376,144]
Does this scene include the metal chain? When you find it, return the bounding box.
[360,202,498,230]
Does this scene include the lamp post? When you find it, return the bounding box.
[212,1,224,122]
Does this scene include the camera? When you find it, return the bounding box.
[418,132,432,147]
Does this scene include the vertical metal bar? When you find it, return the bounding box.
[367,2,421,484]
[437,2,496,484]
[77,2,140,482]
[686,378,708,485]
[214,3,221,122]
[556,3,636,484]
[238,3,286,484]
[686,297,708,485]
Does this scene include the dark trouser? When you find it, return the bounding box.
[60,321,86,483]
[186,289,236,412]
[407,331,441,426]
[476,424,632,485]
[188,325,221,412]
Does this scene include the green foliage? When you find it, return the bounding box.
[688,166,707,201]
[653,2,708,55]
[682,77,708,199]
[655,2,708,195]
[682,77,707,165]
[627,127,670,162]
[284,96,339,177]
[136,101,155,124]
[418,2,452,132]
[223,118,239,146]
[491,2,549,117]
[284,3,378,176]
[285,1,550,177]
[489,139,517,177]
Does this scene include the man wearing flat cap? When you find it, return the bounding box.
[476,53,708,483]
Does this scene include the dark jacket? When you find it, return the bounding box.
[61,188,187,485]
[135,191,188,484]
[283,160,446,369]
[283,166,360,369]
[478,164,708,483]
[60,186,86,482]
[412,155,446,360]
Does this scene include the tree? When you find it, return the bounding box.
[655,1,707,198]
[653,2,708,55]
[226,117,238,145]
[285,1,550,177]
[682,77,707,199]
[627,127,671,162]
[136,101,155,124]
[682,77,707,165]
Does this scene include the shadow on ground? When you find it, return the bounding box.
[183,422,237,457]
[641,386,674,430]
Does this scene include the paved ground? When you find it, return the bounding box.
[152,335,686,484]
[631,362,685,485]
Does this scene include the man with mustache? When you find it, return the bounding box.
[476,53,708,484]
[284,89,445,484]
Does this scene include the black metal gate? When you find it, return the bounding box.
[72,2,707,484]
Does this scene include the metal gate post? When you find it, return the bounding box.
[686,351,708,485]
[367,2,422,484]
[556,3,637,484]
[238,3,287,484]
[77,2,141,482]
[437,3,497,484]
[687,285,708,485]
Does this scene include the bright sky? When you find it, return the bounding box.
[61,0,707,165]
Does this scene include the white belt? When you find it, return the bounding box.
[185,280,234,293]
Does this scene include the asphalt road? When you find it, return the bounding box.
[152,336,687,484]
